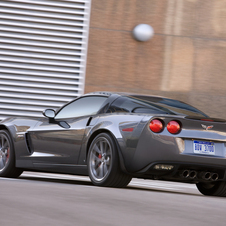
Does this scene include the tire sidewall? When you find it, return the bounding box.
[196,181,223,196]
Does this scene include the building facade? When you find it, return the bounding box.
[1,0,226,120]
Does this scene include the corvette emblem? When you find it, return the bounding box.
[201,124,213,130]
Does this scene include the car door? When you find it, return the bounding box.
[28,95,108,166]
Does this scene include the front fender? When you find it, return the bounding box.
[0,117,41,165]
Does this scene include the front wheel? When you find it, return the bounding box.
[0,130,23,178]
[196,181,226,196]
[87,133,132,187]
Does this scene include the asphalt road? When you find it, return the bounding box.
[1,172,226,226]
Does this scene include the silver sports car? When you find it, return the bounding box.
[1,92,226,196]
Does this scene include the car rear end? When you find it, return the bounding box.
[130,115,226,183]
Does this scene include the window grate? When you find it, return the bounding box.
[0,0,91,120]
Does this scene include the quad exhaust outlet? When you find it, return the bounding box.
[180,170,197,179]
[180,170,219,181]
[199,172,219,181]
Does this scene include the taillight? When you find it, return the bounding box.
[167,121,181,134]
[149,119,163,133]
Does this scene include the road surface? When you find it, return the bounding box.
[0,172,225,226]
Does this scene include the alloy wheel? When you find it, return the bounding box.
[89,137,112,182]
[0,134,10,172]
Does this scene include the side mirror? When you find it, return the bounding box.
[43,109,55,119]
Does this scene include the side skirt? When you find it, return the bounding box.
[16,160,88,176]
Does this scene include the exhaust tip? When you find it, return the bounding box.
[189,170,197,179]
[203,172,211,180]
[211,173,219,181]
[180,170,190,178]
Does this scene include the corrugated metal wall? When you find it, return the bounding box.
[0,0,91,120]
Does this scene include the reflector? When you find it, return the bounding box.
[122,128,134,132]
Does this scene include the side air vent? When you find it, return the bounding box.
[25,133,33,154]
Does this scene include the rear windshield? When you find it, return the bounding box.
[107,95,208,117]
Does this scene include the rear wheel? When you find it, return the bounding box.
[196,181,226,196]
[0,130,23,178]
[87,133,132,187]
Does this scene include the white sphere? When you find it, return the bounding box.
[133,24,154,42]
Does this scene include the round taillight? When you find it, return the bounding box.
[167,121,181,134]
[149,119,163,133]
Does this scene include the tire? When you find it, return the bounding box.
[196,181,226,196]
[0,130,23,178]
[87,133,132,188]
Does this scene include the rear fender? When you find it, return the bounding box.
[78,114,147,173]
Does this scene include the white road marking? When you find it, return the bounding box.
[16,172,197,192]
[21,172,90,181]
[0,177,18,181]
[0,172,197,193]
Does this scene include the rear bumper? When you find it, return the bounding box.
[133,161,226,182]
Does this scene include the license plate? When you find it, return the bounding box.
[193,140,215,155]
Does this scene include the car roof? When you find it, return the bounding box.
[85,91,171,101]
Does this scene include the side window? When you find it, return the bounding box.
[107,97,129,113]
[107,97,144,113]
[107,97,170,114]
[55,96,107,119]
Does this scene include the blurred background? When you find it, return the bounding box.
[1,0,226,120]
